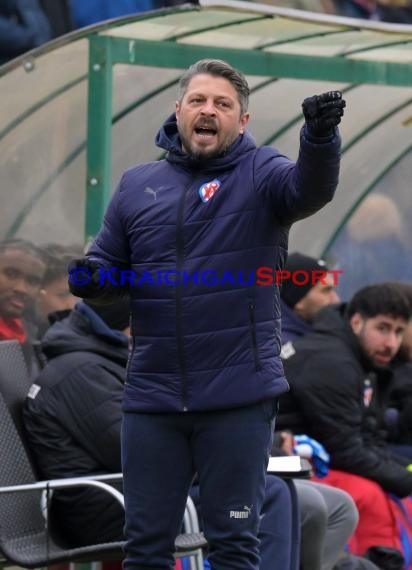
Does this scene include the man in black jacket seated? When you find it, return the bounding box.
[280,252,340,346]
[279,283,412,496]
[23,299,130,547]
[278,283,412,563]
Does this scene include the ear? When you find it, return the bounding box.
[294,298,305,313]
[239,112,250,134]
[175,101,180,119]
[350,312,364,335]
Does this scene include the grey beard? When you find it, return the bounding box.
[185,144,231,161]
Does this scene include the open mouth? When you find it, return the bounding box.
[194,126,217,137]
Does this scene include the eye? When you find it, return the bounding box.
[3,267,20,280]
[27,276,42,288]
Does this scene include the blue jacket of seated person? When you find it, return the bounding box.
[0,0,51,64]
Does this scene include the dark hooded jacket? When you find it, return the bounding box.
[23,302,128,546]
[88,113,341,413]
[0,0,51,64]
[278,303,412,498]
[384,359,412,445]
[280,298,313,345]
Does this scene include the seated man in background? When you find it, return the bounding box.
[23,298,130,546]
[0,239,46,368]
[280,252,340,345]
[34,243,82,338]
[0,239,46,342]
[23,298,358,569]
[271,431,361,570]
[279,283,412,564]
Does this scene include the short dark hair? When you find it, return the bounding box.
[386,282,412,312]
[0,238,46,264]
[346,283,411,322]
[177,59,250,115]
[41,243,84,286]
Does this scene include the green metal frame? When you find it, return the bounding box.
[86,36,113,239]
[4,77,181,239]
[85,8,412,240]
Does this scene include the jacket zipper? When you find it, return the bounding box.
[249,301,261,371]
[125,336,135,379]
[176,183,191,411]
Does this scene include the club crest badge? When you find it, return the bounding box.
[199,179,221,203]
[363,378,373,407]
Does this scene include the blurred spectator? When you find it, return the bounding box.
[39,0,74,38]
[0,238,46,371]
[332,0,379,19]
[328,193,412,301]
[280,252,340,345]
[70,0,173,28]
[35,243,82,338]
[275,0,412,21]
[0,239,45,342]
[331,0,412,20]
[271,0,336,12]
[0,0,51,64]
[377,0,412,22]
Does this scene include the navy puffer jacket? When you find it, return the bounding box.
[88,114,341,413]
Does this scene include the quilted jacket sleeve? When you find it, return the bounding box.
[254,125,341,224]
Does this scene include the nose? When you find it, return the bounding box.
[200,99,216,116]
[12,277,30,296]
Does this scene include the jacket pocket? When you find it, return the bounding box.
[248,301,262,371]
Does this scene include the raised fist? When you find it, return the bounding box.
[302,91,346,138]
[67,257,103,298]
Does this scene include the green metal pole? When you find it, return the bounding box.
[85,35,114,243]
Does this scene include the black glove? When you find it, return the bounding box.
[364,545,405,570]
[302,91,346,139]
[67,257,103,298]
